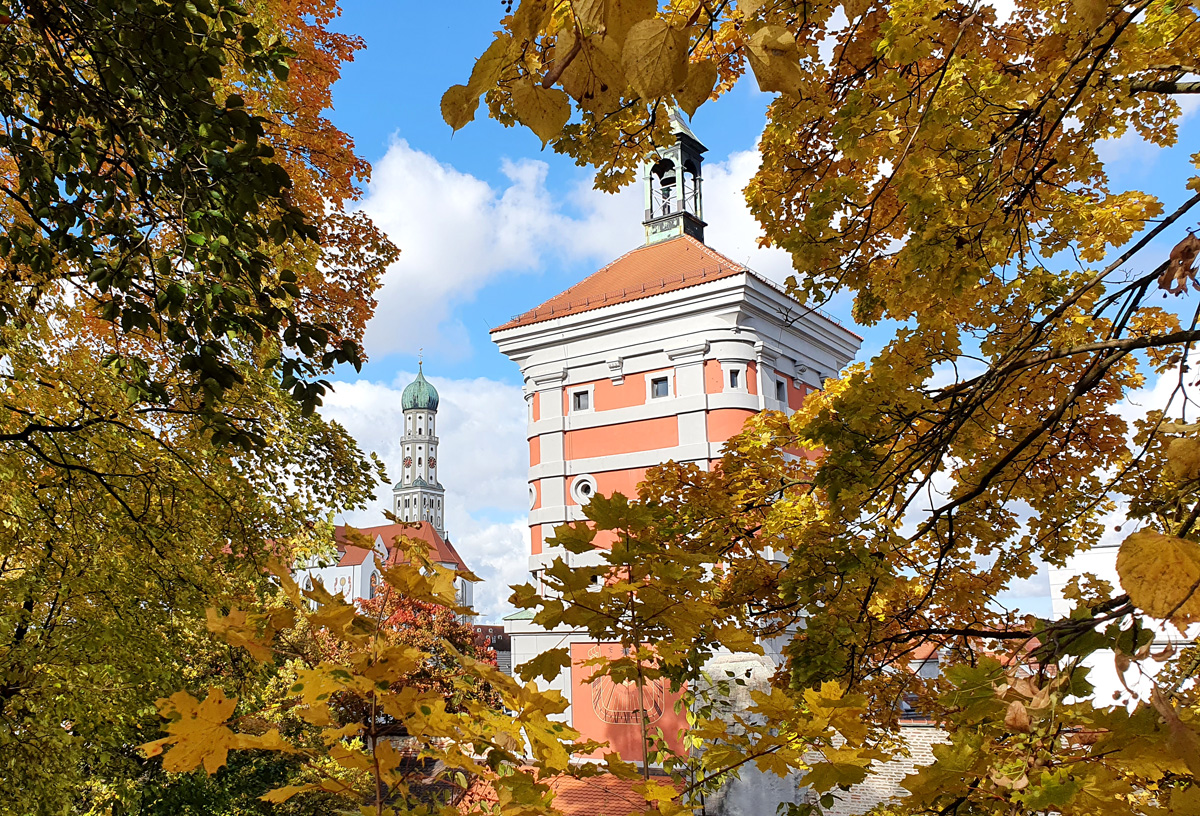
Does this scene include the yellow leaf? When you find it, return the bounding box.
[1116,531,1200,623]
[675,60,717,117]
[331,742,373,772]
[1072,0,1106,28]
[206,608,275,662]
[321,722,364,745]
[260,784,317,803]
[746,26,802,95]
[239,728,298,754]
[441,84,479,131]
[510,79,571,146]
[605,0,657,41]
[560,34,625,114]
[604,751,641,779]
[512,0,551,41]
[516,646,571,682]
[634,778,679,804]
[150,688,241,774]
[1167,437,1200,480]
[468,36,511,95]
[621,19,688,101]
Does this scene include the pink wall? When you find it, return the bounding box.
[564,416,679,460]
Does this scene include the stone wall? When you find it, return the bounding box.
[822,724,946,816]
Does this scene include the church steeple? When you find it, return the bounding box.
[642,110,707,245]
[393,363,446,537]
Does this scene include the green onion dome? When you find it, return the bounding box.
[401,366,439,411]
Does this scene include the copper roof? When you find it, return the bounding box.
[493,235,747,331]
[334,521,467,571]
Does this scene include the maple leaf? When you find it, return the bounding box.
[1159,233,1200,294]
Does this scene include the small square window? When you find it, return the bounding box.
[776,380,787,403]
[729,369,740,389]
[651,377,669,399]
[573,390,590,411]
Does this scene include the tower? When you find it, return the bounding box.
[393,364,446,537]
[491,122,862,764]
[643,110,706,245]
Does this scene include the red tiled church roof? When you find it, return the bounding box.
[459,773,680,816]
[333,521,466,571]
[493,235,747,331]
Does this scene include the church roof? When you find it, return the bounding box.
[492,235,748,332]
[401,366,439,411]
[333,521,466,571]
[668,107,700,143]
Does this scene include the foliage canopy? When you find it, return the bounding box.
[0,0,394,811]
[129,0,1200,814]
[438,0,1200,812]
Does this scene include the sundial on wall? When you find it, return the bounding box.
[587,646,667,725]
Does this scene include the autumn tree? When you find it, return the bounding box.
[304,564,504,735]
[432,0,1200,813]
[135,0,1200,813]
[0,0,396,812]
[141,540,614,814]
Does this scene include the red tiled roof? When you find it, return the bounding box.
[493,236,747,331]
[333,521,467,571]
[459,773,680,816]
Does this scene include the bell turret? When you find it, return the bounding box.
[643,110,707,245]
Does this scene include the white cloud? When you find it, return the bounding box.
[355,135,836,360]
[357,143,558,359]
[320,372,532,621]
[702,150,798,283]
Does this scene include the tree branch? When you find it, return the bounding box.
[1131,80,1200,94]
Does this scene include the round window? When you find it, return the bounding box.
[571,474,598,505]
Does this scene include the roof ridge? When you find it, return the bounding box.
[681,233,748,271]
[493,236,752,332]
[556,237,687,299]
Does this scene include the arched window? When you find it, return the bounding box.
[650,158,676,218]
[683,159,701,215]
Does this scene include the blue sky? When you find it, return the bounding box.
[315,1,1200,620]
